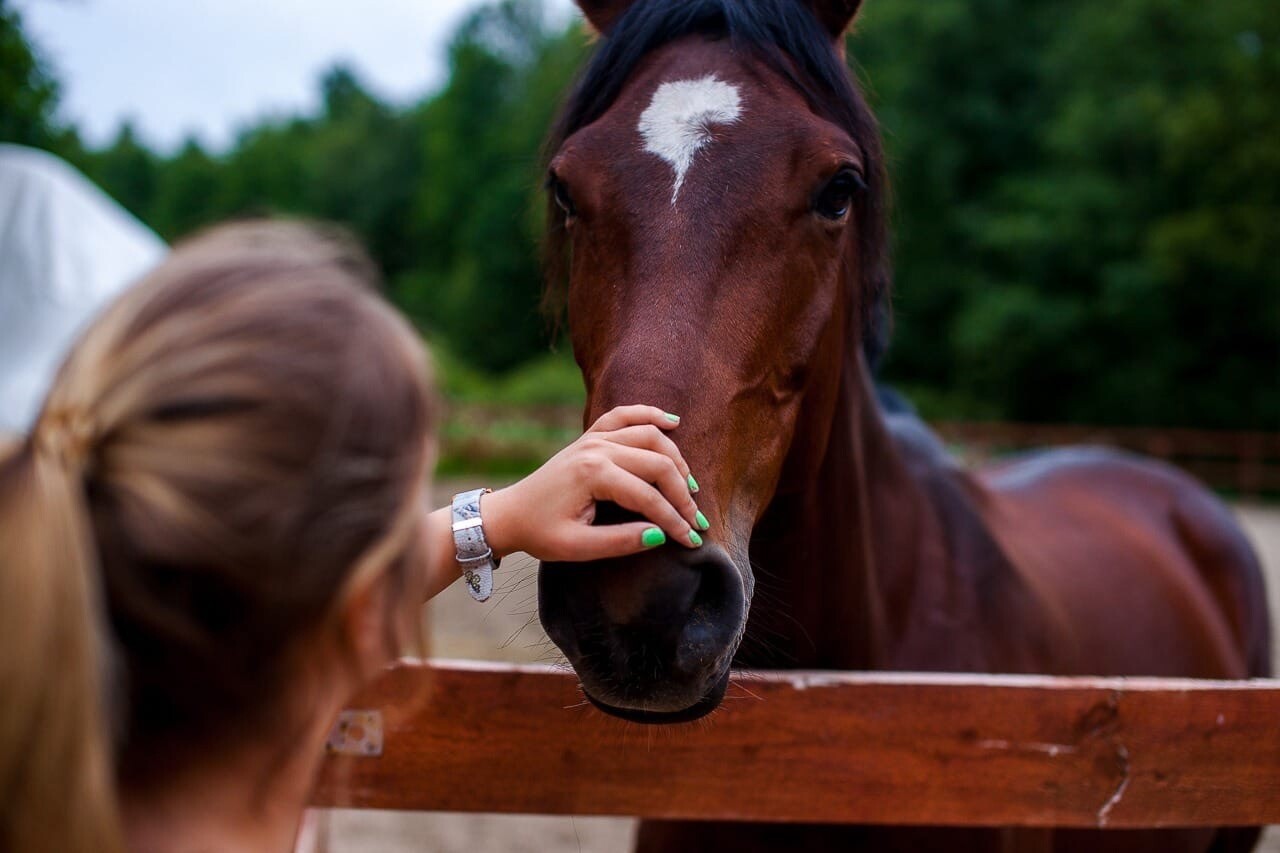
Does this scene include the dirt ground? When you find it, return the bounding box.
[318,502,1280,852]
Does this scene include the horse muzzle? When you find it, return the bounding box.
[539,542,747,723]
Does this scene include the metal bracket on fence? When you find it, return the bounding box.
[326,710,383,757]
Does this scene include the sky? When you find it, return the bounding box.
[15,0,575,153]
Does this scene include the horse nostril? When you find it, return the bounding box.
[671,548,742,679]
[674,621,722,678]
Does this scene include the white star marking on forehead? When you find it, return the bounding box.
[638,75,743,205]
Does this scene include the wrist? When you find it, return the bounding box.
[480,486,521,559]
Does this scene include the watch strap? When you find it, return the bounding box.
[451,488,497,602]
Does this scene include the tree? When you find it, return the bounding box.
[855,0,1279,428]
[150,138,223,240]
[305,65,423,277]
[402,0,586,371]
[852,0,1071,416]
[0,0,61,147]
[86,122,160,223]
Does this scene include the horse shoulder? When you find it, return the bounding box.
[974,447,1266,677]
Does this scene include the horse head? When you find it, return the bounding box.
[538,0,890,722]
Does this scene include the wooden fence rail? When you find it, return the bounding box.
[313,660,1280,828]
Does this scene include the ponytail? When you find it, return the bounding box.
[0,434,123,853]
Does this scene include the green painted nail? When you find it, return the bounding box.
[695,510,710,531]
[687,474,700,493]
[664,412,681,423]
[688,530,703,547]
[642,528,666,548]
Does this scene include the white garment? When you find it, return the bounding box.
[0,144,166,433]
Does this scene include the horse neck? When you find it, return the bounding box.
[743,347,939,671]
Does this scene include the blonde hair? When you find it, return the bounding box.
[0,221,438,847]
[0,434,123,852]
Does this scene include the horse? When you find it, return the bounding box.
[535,1,1273,850]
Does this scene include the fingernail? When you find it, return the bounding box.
[695,510,710,531]
[688,530,703,547]
[642,528,666,548]
[664,412,681,423]
[687,474,700,493]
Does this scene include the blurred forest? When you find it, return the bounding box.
[2,0,1277,429]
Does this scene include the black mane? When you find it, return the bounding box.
[543,0,892,367]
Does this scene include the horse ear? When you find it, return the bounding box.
[576,0,640,34]
[807,0,865,40]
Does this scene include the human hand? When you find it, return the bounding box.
[480,405,709,562]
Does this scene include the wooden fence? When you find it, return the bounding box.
[313,660,1280,829]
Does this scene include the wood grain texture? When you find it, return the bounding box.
[312,660,1280,828]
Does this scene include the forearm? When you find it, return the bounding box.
[422,506,459,601]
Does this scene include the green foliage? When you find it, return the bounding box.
[149,138,221,238]
[0,0,60,147]
[80,122,159,222]
[404,2,588,371]
[4,0,1275,428]
[432,343,584,406]
[855,0,1279,428]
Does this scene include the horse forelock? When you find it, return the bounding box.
[542,0,892,369]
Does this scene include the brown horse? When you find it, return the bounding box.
[536,1,1273,850]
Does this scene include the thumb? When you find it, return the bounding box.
[555,522,669,563]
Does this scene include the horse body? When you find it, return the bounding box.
[538,1,1270,849]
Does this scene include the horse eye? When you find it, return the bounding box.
[814,169,866,221]
[550,175,577,220]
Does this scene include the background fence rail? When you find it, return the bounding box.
[935,422,1280,498]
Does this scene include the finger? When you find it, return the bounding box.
[588,405,681,435]
[595,466,701,549]
[595,424,695,487]
[598,444,703,531]
[553,522,674,562]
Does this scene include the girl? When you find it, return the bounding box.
[0,220,704,853]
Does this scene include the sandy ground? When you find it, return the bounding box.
[318,501,1280,852]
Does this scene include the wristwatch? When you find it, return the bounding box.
[451,488,500,602]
